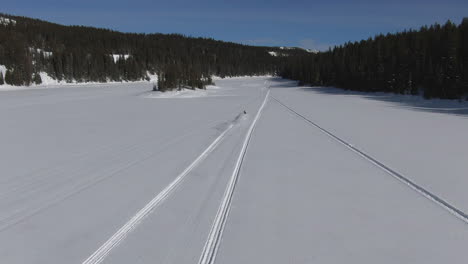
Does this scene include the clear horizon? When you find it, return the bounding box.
[3,0,468,51]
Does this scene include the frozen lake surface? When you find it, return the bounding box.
[0,77,467,263]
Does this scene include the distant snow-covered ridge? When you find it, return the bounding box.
[268,47,318,57]
[279,46,318,53]
[268,51,292,57]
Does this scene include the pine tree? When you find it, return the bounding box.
[4,69,12,85]
[33,72,42,85]
[281,18,468,100]
[0,72,4,85]
[0,14,287,87]
[460,18,468,98]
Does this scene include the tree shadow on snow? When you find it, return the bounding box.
[291,84,468,118]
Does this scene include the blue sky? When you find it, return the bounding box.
[3,0,468,50]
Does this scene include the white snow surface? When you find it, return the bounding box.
[111,54,130,63]
[39,71,61,85]
[0,17,16,26]
[0,64,6,78]
[268,51,290,57]
[29,48,53,58]
[268,51,278,56]
[144,85,225,99]
[0,77,467,264]
[0,71,158,90]
[305,48,318,53]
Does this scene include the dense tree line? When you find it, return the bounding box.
[4,13,465,99]
[0,14,303,89]
[282,19,468,100]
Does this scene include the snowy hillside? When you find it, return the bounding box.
[0,14,304,87]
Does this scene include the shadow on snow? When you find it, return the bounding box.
[271,78,468,118]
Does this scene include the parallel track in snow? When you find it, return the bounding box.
[198,89,270,264]
[271,96,468,225]
[82,120,237,264]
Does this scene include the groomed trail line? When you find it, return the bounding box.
[198,89,270,264]
[271,95,468,225]
[83,119,238,264]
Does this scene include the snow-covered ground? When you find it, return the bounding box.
[0,70,158,90]
[0,77,467,263]
[144,85,228,99]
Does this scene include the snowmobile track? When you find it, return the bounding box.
[198,89,270,264]
[82,119,238,264]
[271,96,468,225]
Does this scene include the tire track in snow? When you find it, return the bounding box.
[0,118,226,232]
[198,89,270,264]
[82,118,239,264]
[271,96,468,225]
[0,100,260,232]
